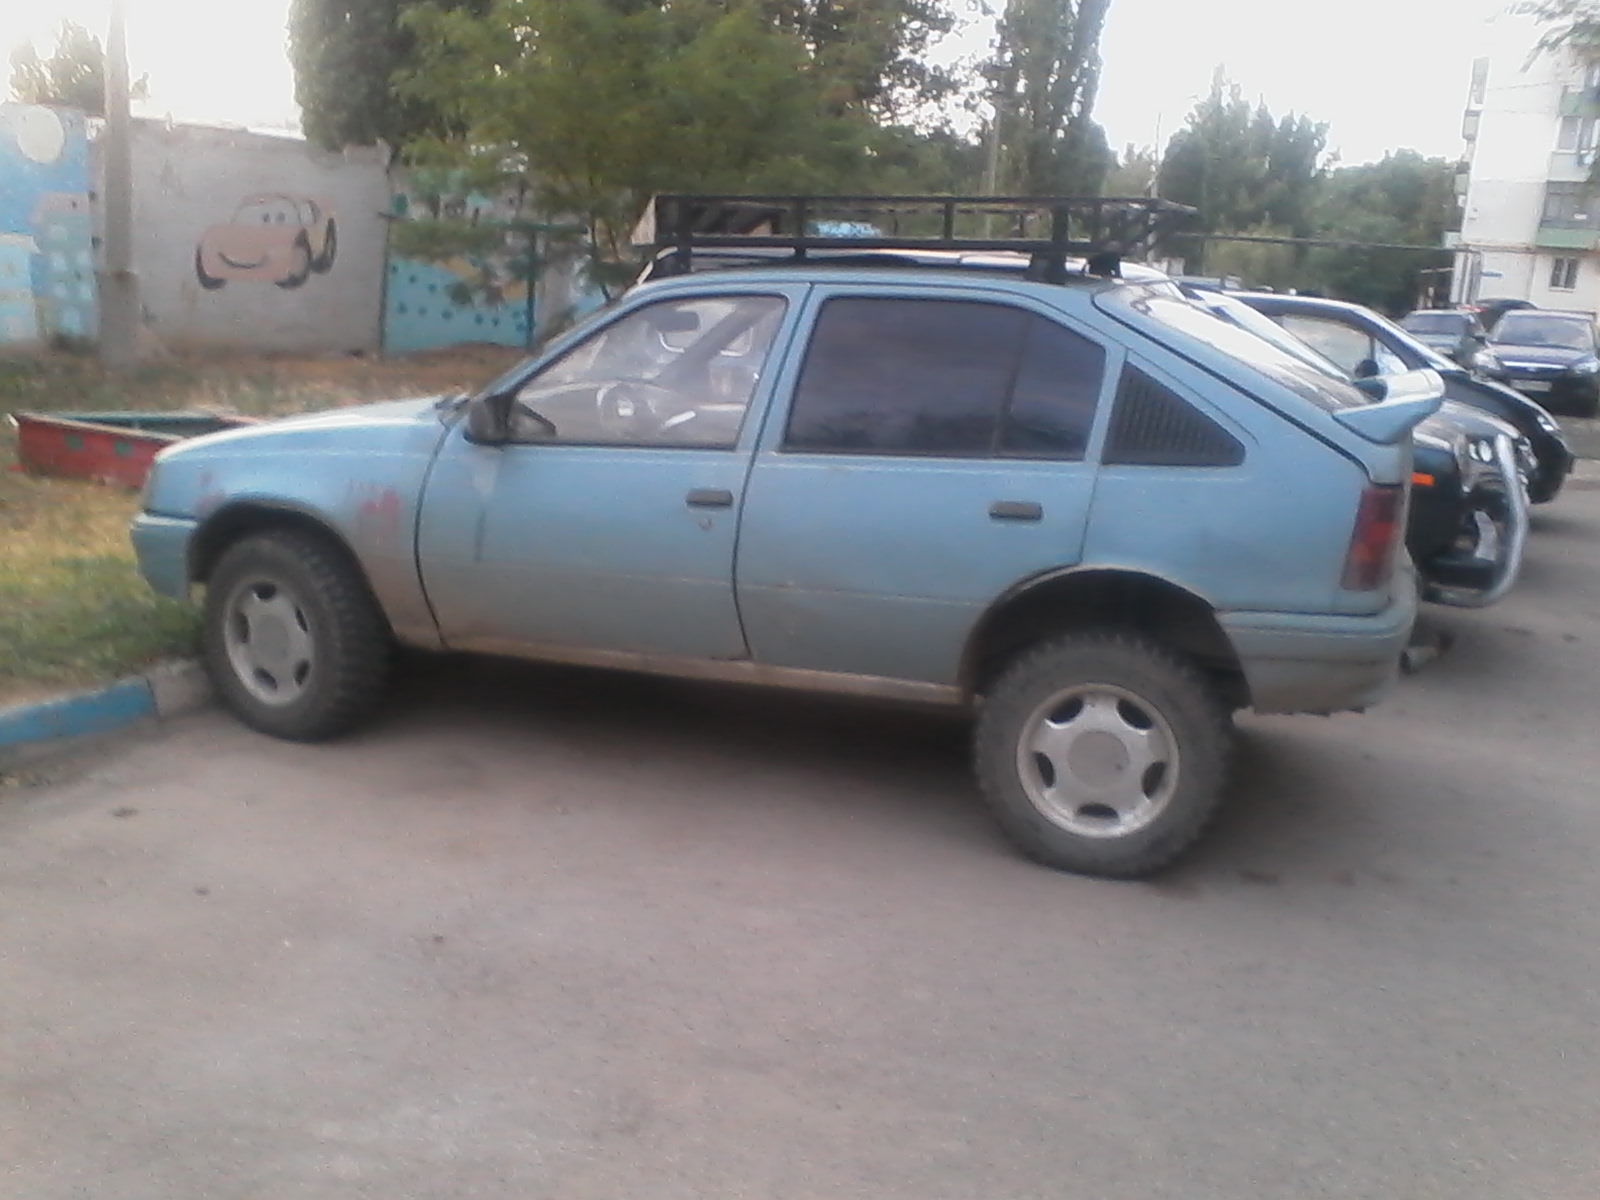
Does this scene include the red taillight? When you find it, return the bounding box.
[1342,484,1404,591]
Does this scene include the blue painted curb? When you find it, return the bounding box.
[0,661,212,762]
[0,678,154,750]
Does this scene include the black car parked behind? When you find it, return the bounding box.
[1478,309,1600,418]
[1226,292,1575,503]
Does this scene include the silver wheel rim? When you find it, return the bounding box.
[1016,684,1179,839]
[220,573,316,707]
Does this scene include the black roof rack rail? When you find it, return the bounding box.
[633,193,1197,282]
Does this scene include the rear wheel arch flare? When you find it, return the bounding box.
[962,569,1245,704]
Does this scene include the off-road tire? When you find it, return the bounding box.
[202,530,391,741]
[974,630,1232,878]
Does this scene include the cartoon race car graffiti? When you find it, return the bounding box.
[194,194,337,290]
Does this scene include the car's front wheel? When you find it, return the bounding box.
[202,530,391,740]
[974,631,1231,878]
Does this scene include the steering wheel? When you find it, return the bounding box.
[596,378,680,438]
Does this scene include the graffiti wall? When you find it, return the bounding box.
[382,176,608,356]
[125,120,389,353]
[0,104,96,348]
[382,183,534,356]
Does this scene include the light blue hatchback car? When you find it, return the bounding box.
[133,197,1441,877]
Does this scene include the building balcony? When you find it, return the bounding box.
[1548,150,1598,183]
[1560,87,1600,118]
[1535,224,1600,250]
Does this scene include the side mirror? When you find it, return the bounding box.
[1353,358,1381,380]
[1351,376,1387,401]
[463,393,507,445]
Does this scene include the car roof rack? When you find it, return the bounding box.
[632,193,1197,283]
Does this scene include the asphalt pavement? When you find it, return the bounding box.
[4,482,1600,1199]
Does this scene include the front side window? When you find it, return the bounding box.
[1277,314,1374,376]
[511,294,787,447]
[783,297,1105,459]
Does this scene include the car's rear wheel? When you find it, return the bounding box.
[974,631,1231,878]
[203,531,390,740]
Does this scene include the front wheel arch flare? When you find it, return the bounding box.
[189,505,384,626]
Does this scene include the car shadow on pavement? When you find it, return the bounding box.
[377,651,1438,891]
[383,650,994,840]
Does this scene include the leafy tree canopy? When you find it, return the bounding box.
[1520,0,1600,58]
[8,20,146,116]
[399,0,875,259]
[1306,151,1458,314]
[1158,70,1328,263]
[289,0,490,153]
[757,0,958,118]
[984,0,1113,195]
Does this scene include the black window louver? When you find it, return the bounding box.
[1103,367,1245,467]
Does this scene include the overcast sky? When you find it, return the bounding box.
[1,0,1530,163]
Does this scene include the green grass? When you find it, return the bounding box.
[0,460,199,702]
[0,345,524,705]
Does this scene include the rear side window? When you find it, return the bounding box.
[1104,367,1244,467]
[785,297,1105,459]
[1002,319,1107,458]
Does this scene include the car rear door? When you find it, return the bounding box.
[735,286,1118,686]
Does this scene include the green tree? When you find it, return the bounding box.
[1306,151,1458,314]
[861,124,988,193]
[1103,143,1157,196]
[757,0,958,118]
[8,20,145,116]
[984,0,1114,195]
[1157,71,1327,268]
[400,0,871,260]
[289,0,489,152]
[1521,0,1600,58]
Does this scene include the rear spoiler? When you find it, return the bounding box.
[1333,369,1445,444]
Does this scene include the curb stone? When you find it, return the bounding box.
[0,661,212,769]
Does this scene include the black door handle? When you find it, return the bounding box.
[686,488,734,509]
[990,500,1043,522]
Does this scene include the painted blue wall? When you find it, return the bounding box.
[0,104,96,346]
[382,256,531,356]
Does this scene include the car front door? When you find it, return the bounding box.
[416,287,804,660]
[735,287,1117,686]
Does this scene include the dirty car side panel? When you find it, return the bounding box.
[135,398,453,648]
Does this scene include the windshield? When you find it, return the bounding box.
[1401,312,1468,335]
[1196,293,1350,381]
[1491,313,1594,351]
[1130,291,1371,411]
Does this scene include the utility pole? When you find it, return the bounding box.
[98,0,139,369]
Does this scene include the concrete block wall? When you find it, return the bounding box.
[123,120,389,354]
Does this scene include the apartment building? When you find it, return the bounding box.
[1454,27,1600,313]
